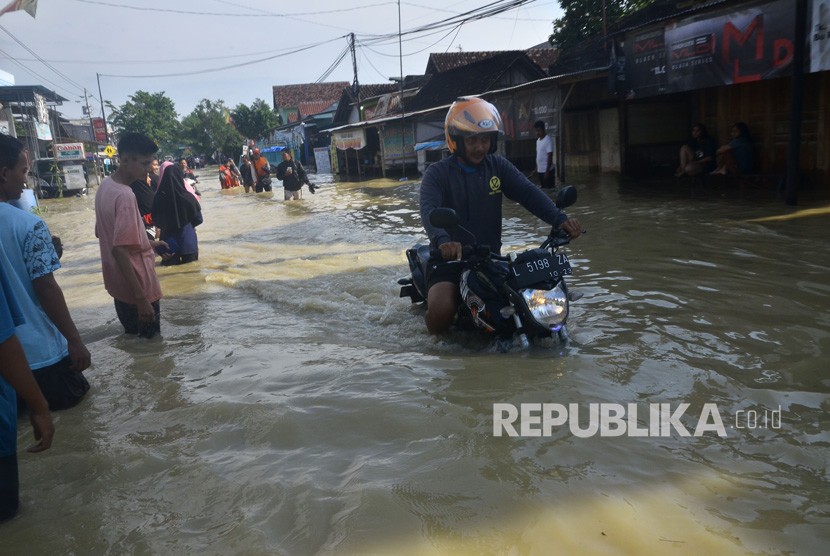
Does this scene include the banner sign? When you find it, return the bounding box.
[33,91,48,123]
[809,0,830,73]
[625,25,669,97]
[494,91,558,140]
[34,121,52,140]
[62,164,86,189]
[55,142,85,161]
[313,147,332,173]
[625,0,795,97]
[332,128,366,150]
[92,118,107,142]
[381,124,415,161]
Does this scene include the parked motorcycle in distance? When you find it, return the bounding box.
[399,185,584,349]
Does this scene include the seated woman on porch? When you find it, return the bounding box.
[675,123,717,177]
[711,122,754,176]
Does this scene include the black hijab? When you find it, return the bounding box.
[151,163,201,232]
[129,175,155,219]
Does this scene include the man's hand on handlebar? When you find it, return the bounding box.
[562,218,583,239]
[439,241,463,261]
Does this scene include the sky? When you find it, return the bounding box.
[0,0,563,122]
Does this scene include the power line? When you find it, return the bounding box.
[402,0,543,21]
[358,48,389,81]
[99,36,348,79]
[1,0,544,112]
[361,0,536,44]
[6,44,347,66]
[71,0,394,17]
[0,46,80,98]
[314,43,352,83]
[0,24,87,94]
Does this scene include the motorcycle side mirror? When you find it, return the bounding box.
[429,207,459,230]
[555,185,578,209]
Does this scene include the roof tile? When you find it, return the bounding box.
[272,82,349,111]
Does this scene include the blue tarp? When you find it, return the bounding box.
[414,141,446,152]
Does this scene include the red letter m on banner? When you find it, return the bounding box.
[723,15,764,82]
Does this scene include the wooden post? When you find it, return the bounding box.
[785,0,807,205]
[379,126,387,178]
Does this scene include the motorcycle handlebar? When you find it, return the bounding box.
[543,227,587,249]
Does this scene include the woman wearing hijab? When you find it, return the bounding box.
[151,161,202,266]
[129,171,157,242]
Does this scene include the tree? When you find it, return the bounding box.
[180,99,244,163]
[231,98,280,141]
[548,0,658,50]
[107,90,180,153]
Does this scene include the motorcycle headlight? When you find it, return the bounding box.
[521,283,568,329]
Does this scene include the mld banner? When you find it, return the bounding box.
[625,0,795,97]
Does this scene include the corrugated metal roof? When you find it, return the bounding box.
[0,85,67,103]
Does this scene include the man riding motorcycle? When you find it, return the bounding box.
[419,97,583,334]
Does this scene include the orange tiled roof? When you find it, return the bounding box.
[272,82,349,111]
[298,100,336,117]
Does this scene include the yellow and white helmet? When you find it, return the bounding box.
[444,97,503,156]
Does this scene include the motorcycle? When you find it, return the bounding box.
[398,185,583,349]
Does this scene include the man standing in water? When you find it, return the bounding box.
[95,133,166,339]
[240,154,255,193]
[533,120,556,189]
[275,150,315,200]
[0,134,91,410]
[251,148,271,193]
[419,98,582,334]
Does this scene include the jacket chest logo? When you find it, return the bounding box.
[489,176,502,195]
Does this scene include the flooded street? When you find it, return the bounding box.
[3,169,828,554]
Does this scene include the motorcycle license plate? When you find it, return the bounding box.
[509,249,571,289]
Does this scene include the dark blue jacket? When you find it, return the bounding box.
[420,155,568,254]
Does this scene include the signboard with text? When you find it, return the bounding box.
[332,128,366,150]
[55,142,85,161]
[63,164,87,189]
[809,0,830,72]
[624,0,795,97]
[92,118,107,142]
[625,25,669,97]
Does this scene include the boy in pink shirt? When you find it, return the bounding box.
[94,133,167,338]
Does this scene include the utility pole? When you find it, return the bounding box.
[784,0,806,205]
[96,72,110,144]
[397,0,407,180]
[83,88,101,186]
[349,33,360,117]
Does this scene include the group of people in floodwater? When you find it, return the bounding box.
[0,95,582,521]
[675,121,755,178]
[219,148,316,200]
[130,156,203,267]
[129,146,319,270]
